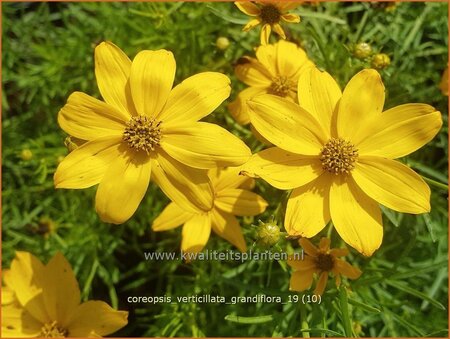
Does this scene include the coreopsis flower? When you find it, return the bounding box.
[241,67,442,256]
[152,167,268,255]
[287,238,362,295]
[440,67,448,96]
[229,40,313,125]
[2,251,128,337]
[235,1,301,45]
[55,42,251,224]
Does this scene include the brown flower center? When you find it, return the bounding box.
[315,253,335,271]
[41,321,68,338]
[123,115,162,154]
[320,138,358,175]
[269,76,294,97]
[260,4,281,25]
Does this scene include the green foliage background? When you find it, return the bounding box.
[2,1,448,337]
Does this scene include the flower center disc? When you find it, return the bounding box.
[41,321,68,338]
[123,116,162,154]
[269,76,293,97]
[260,4,281,25]
[315,253,334,271]
[320,138,358,175]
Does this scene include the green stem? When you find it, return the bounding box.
[422,176,448,191]
[339,286,353,337]
[300,302,310,338]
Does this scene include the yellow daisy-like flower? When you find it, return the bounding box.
[242,67,442,256]
[235,1,301,45]
[287,237,362,295]
[439,67,448,96]
[229,40,313,125]
[54,41,251,224]
[2,251,128,337]
[152,167,268,255]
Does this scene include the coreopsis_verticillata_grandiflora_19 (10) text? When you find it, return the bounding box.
[287,237,362,295]
[2,252,128,337]
[235,1,301,45]
[54,41,251,224]
[152,167,268,256]
[229,40,313,125]
[241,67,442,256]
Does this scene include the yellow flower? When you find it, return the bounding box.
[152,167,268,255]
[440,67,448,96]
[242,67,442,256]
[229,40,313,125]
[287,237,362,295]
[2,251,128,337]
[55,41,251,224]
[235,1,301,45]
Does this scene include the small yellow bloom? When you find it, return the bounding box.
[287,238,362,295]
[152,167,268,256]
[242,67,442,256]
[439,67,448,96]
[2,251,128,337]
[55,41,251,224]
[235,1,301,45]
[229,40,313,125]
[371,53,390,69]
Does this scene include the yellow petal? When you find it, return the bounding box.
[235,57,272,87]
[211,167,253,192]
[2,285,15,306]
[334,259,362,279]
[330,176,383,256]
[152,203,194,231]
[215,188,267,216]
[287,255,316,271]
[314,272,329,295]
[3,252,49,324]
[181,214,212,254]
[235,1,261,16]
[211,209,247,252]
[275,40,312,80]
[272,23,286,39]
[329,248,349,257]
[337,69,385,141]
[159,72,231,125]
[255,43,277,75]
[66,301,128,337]
[42,252,80,327]
[151,150,214,213]
[352,157,430,214]
[54,136,122,189]
[161,122,251,169]
[95,151,151,224]
[318,238,331,252]
[228,87,267,125]
[94,41,137,117]
[281,13,301,23]
[247,95,327,154]
[299,238,319,256]
[285,174,331,237]
[297,67,341,137]
[243,18,262,31]
[355,104,442,158]
[1,304,42,338]
[130,50,175,117]
[289,270,314,291]
[260,24,271,45]
[240,147,323,189]
[58,92,127,141]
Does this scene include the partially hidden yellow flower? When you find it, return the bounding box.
[152,167,268,255]
[54,41,251,224]
[2,251,128,337]
[440,67,448,96]
[242,67,442,256]
[287,238,362,295]
[229,40,313,125]
[235,1,301,45]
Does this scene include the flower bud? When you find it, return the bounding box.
[20,149,33,161]
[353,42,372,60]
[256,218,281,247]
[216,37,230,51]
[371,53,390,69]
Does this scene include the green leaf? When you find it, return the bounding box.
[386,280,446,310]
[225,314,274,324]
